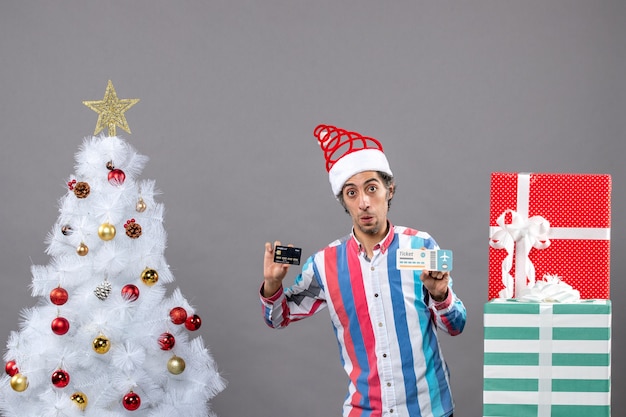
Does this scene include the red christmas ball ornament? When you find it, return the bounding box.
[50,287,69,305]
[51,317,70,335]
[158,332,176,351]
[184,314,202,331]
[121,284,140,301]
[108,169,126,186]
[51,369,70,388]
[5,360,18,377]
[169,307,187,325]
[122,391,141,411]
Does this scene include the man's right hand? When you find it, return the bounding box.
[262,240,291,298]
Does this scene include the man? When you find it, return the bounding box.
[260,124,466,417]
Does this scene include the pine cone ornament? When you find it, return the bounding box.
[73,182,90,199]
[124,219,142,239]
[94,280,112,300]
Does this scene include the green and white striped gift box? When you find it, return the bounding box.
[483,299,611,417]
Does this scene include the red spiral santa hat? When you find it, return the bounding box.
[314,124,393,196]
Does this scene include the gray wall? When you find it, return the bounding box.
[1,1,624,416]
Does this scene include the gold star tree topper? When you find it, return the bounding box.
[83,80,140,136]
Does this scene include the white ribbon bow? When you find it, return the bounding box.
[517,274,581,303]
[489,209,551,298]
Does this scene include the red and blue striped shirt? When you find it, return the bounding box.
[261,224,466,417]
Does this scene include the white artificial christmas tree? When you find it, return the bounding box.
[0,81,225,416]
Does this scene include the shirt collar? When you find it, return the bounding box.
[351,221,395,255]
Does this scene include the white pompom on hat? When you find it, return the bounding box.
[314,124,393,197]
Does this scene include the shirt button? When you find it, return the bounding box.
[378,322,383,327]
[374,293,379,297]
[371,266,375,271]
[387,382,392,387]
[382,353,387,358]
[389,409,394,413]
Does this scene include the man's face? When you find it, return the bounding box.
[341,171,393,239]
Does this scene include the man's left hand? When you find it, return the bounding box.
[420,270,450,302]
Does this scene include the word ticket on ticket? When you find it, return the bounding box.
[396,249,453,271]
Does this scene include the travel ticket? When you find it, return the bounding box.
[396,249,453,271]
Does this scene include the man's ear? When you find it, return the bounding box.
[388,185,394,199]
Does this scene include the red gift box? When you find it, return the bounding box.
[488,173,611,300]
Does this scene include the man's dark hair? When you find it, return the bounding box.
[337,171,395,213]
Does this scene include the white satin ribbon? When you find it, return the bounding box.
[490,209,551,298]
[537,303,553,417]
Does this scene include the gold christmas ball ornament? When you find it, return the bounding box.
[10,373,28,392]
[71,392,88,410]
[98,222,116,241]
[140,267,159,286]
[167,355,186,375]
[77,242,89,256]
[92,335,111,354]
[136,197,147,213]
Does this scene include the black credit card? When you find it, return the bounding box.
[273,245,302,265]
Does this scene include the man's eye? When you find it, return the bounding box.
[368,186,377,192]
[346,190,356,197]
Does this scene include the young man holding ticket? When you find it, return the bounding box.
[260,124,466,417]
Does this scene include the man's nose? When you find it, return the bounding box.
[359,195,370,210]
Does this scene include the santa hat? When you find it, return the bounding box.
[314,124,393,196]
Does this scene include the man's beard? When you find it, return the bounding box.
[357,221,381,236]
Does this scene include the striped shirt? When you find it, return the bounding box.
[261,224,466,417]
